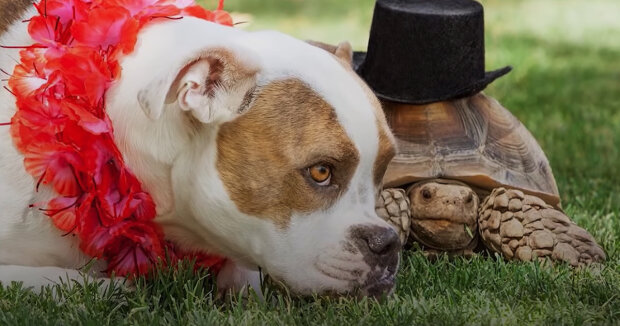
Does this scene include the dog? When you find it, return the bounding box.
[0,1,399,297]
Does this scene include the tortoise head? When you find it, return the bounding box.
[407,179,479,251]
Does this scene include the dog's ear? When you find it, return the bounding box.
[307,40,353,67]
[138,48,259,123]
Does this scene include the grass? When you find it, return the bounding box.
[2,0,619,324]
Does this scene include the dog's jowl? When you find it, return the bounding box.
[0,4,398,297]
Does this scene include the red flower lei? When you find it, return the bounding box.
[3,0,232,277]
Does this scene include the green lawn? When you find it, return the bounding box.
[1,0,619,325]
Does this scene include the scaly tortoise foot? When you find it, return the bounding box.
[375,188,410,245]
[479,188,606,266]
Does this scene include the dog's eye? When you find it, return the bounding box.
[309,164,332,186]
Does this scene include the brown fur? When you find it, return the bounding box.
[165,48,259,105]
[0,0,31,37]
[372,101,395,187]
[306,40,353,66]
[217,79,360,226]
[374,127,395,187]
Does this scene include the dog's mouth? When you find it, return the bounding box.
[262,259,398,298]
[313,250,399,297]
[358,257,399,298]
[316,261,398,298]
[360,273,396,299]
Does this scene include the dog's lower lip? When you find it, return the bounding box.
[361,278,395,298]
[361,272,396,298]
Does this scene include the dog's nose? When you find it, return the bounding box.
[350,225,401,258]
[366,228,400,256]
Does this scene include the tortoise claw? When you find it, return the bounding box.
[479,188,606,266]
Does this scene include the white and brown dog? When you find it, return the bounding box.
[0,1,399,297]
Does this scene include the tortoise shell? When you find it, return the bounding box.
[382,93,560,207]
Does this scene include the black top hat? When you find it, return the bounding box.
[354,0,512,104]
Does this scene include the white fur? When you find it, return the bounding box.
[0,15,396,295]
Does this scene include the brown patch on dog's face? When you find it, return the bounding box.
[217,79,360,226]
[0,0,31,36]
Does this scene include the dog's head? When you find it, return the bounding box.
[107,18,398,297]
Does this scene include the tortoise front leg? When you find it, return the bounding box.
[478,188,606,266]
[375,188,411,245]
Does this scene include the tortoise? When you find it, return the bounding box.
[374,93,606,266]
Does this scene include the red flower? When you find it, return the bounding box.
[72,7,140,53]
[13,96,68,137]
[106,0,183,18]
[213,10,233,26]
[46,196,80,232]
[157,0,194,7]
[62,99,111,135]
[173,247,227,274]
[23,143,83,196]
[18,48,49,71]
[82,220,164,275]
[41,47,115,107]
[9,64,47,98]
[28,16,66,48]
[92,161,156,224]
[9,0,231,278]
[182,5,213,20]
[44,0,90,25]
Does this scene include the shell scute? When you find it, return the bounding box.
[383,93,560,206]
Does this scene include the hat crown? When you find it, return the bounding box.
[356,0,510,104]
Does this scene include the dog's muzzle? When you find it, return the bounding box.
[348,224,401,298]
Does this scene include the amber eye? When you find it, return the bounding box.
[309,164,332,186]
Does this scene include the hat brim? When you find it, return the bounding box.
[353,51,512,104]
